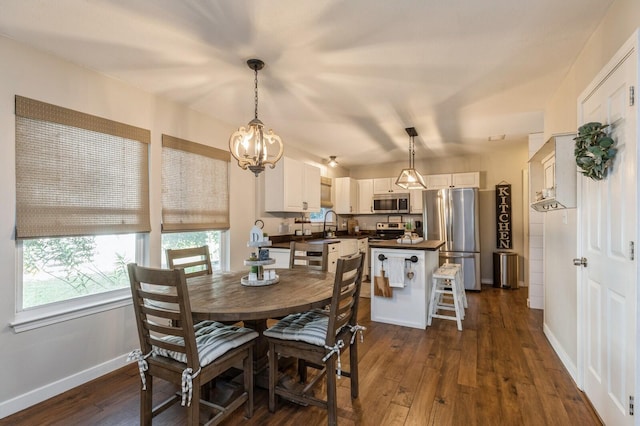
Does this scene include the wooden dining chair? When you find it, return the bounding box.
[289,241,329,271]
[166,246,213,278]
[127,263,258,426]
[264,253,365,426]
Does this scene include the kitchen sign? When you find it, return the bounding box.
[496,182,512,249]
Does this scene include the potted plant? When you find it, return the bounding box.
[574,122,617,180]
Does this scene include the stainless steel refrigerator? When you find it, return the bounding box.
[423,187,481,291]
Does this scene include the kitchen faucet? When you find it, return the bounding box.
[323,209,338,237]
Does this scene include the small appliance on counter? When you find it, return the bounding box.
[414,220,423,237]
[347,219,359,235]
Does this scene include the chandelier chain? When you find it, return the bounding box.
[254,67,259,120]
[409,136,415,168]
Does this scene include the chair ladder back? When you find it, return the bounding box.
[127,263,200,370]
[166,246,213,279]
[289,241,329,271]
[326,254,364,346]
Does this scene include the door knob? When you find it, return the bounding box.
[572,257,588,267]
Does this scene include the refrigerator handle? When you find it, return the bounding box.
[446,191,454,249]
[439,193,448,245]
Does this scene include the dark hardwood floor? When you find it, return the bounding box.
[1,286,602,425]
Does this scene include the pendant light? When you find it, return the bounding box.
[395,127,426,189]
[229,59,284,176]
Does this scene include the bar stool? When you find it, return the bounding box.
[428,264,465,331]
[441,262,467,309]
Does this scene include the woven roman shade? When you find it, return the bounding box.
[15,96,151,239]
[161,134,230,232]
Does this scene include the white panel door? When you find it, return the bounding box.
[577,36,636,426]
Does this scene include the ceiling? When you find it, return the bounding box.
[0,0,613,168]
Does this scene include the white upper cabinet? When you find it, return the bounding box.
[424,173,451,189]
[303,163,321,212]
[409,189,424,214]
[452,172,480,188]
[528,133,576,212]
[264,157,321,212]
[373,177,405,193]
[425,172,480,189]
[357,179,374,214]
[334,177,358,214]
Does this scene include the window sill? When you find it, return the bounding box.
[10,290,132,333]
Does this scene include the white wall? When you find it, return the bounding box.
[0,36,257,416]
[541,0,640,380]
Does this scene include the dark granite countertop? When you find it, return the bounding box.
[269,231,374,249]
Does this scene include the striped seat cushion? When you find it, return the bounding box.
[263,309,330,347]
[154,321,258,366]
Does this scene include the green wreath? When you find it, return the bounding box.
[574,122,616,181]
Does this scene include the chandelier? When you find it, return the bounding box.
[229,59,284,176]
[395,127,426,189]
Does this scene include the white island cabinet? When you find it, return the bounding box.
[369,241,442,329]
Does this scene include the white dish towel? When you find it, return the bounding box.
[387,257,406,288]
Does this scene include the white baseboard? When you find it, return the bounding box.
[0,354,129,419]
[543,323,578,383]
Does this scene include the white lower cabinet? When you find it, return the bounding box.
[357,238,369,280]
[327,243,339,273]
[269,244,339,272]
[337,238,358,257]
[265,248,290,269]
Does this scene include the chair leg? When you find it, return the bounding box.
[452,282,463,331]
[349,341,359,399]
[326,356,338,426]
[141,373,152,426]
[268,342,278,413]
[244,346,254,418]
[298,359,307,383]
[187,378,200,426]
[427,278,438,326]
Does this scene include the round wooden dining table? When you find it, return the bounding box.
[185,268,335,375]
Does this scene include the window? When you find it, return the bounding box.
[161,134,230,269]
[21,234,137,309]
[161,231,223,270]
[161,134,230,232]
[309,207,333,222]
[14,96,150,313]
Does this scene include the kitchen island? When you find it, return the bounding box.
[369,239,444,329]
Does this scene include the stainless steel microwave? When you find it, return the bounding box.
[372,193,410,214]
